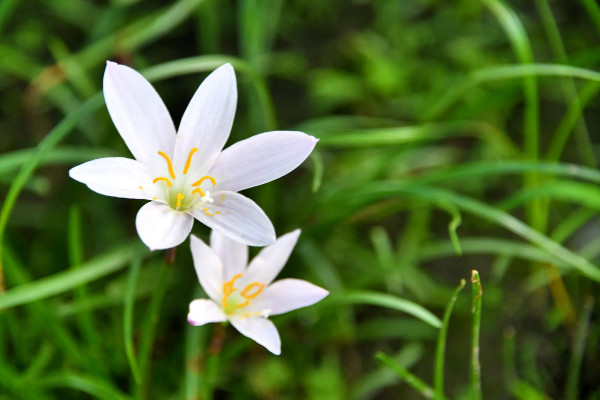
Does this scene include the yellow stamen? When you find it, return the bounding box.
[237,282,265,308]
[192,176,216,187]
[222,273,243,309]
[158,151,176,179]
[176,193,184,208]
[152,197,157,200]
[183,148,198,175]
[220,194,225,202]
[192,188,205,197]
[152,177,172,187]
[138,186,143,190]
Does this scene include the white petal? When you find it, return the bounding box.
[187,299,227,326]
[69,157,156,200]
[210,230,248,282]
[188,191,275,247]
[248,279,329,316]
[173,64,237,176]
[135,202,193,250]
[209,131,318,192]
[230,316,281,355]
[245,229,301,286]
[190,235,223,302]
[103,61,176,166]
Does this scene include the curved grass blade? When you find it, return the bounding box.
[375,352,438,399]
[434,279,466,400]
[0,242,137,309]
[565,296,594,400]
[37,373,133,400]
[327,290,442,328]
[338,182,600,281]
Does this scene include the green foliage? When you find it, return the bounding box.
[1,0,599,398]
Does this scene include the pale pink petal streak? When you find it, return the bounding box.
[230,316,281,355]
[103,62,176,166]
[188,191,275,247]
[209,131,318,193]
[210,230,248,281]
[248,278,329,316]
[69,157,156,200]
[187,299,227,326]
[190,235,224,302]
[174,64,237,176]
[135,202,193,251]
[245,229,300,285]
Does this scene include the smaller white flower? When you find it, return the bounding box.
[187,229,328,355]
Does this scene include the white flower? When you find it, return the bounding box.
[187,229,328,355]
[69,62,318,250]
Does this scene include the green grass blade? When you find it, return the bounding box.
[470,270,483,400]
[0,93,104,291]
[123,247,145,384]
[434,279,466,400]
[346,183,600,281]
[136,261,172,399]
[375,352,436,399]
[580,0,600,33]
[0,242,137,309]
[37,373,133,400]
[565,296,594,400]
[327,290,442,328]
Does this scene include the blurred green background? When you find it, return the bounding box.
[1,0,599,399]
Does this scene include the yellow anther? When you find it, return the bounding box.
[176,193,184,208]
[152,197,157,200]
[192,176,216,187]
[237,282,265,308]
[183,148,198,175]
[192,188,206,197]
[220,194,225,202]
[222,273,243,309]
[152,177,172,187]
[158,151,176,179]
[138,186,143,190]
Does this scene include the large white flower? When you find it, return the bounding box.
[187,229,328,355]
[69,62,317,250]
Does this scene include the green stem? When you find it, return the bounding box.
[470,270,483,400]
[376,352,437,399]
[434,279,466,400]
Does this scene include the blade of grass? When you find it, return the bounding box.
[565,296,594,400]
[375,352,437,399]
[483,0,541,231]
[68,206,104,376]
[580,0,600,33]
[470,270,482,400]
[0,242,137,309]
[536,0,597,167]
[434,279,466,400]
[123,246,145,384]
[136,260,173,399]
[326,290,442,328]
[0,93,103,292]
[37,373,133,400]
[341,182,600,281]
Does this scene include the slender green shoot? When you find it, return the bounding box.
[123,247,145,384]
[434,279,466,400]
[470,270,483,400]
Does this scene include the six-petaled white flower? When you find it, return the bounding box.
[187,229,328,355]
[69,62,318,250]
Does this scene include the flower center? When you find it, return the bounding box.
[221,273,265,315]
[149,148,218,212]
